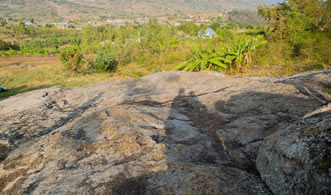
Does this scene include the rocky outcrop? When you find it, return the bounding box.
[0,71,330,194]
[256,104,331,194]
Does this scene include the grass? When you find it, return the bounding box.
[1,54,329,99]
[0,56,122,98]
[0,55,176,98]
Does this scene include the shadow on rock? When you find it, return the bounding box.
[0,83,326,194]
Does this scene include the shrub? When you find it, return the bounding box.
[0,40,9,51]
[93,47,117,72]
[60,45,83,72]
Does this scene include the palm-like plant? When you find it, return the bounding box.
[225,35,267,73]
[174,42,231,72]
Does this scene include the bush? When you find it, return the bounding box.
[60,45,83,72]
[0,40,9,51]
[93,47,117,72]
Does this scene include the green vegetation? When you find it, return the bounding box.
[175,35,267,73]
[0,23,79,56]
[94,47,117,72]
[225,35,267,73]
[253,0,331,75]
[60,45,83,72]
[0,56,120,98]
[175,41,230,72]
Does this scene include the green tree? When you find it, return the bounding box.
[257,0,331,67]
[178,22,200,36]
[210,23,221,31]
[258,0,331,39]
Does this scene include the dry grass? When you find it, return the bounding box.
[1,53,328,98]
[0,56,131,98]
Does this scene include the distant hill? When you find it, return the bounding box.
[0,0,283,21]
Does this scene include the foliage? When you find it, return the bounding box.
[0,25,79,56]
[94,47,117,72]
[209,23,221,31]
[221,22,239,30]
[258,0,331,39]
[1,5,329,81]
[175,35,267,73]
[224,35,267,73]
[15,21,29,35]
[175,40,231,72]
[60,45,83,72]
[177,22,200,36]
[256,0,331,71]
[0,40,9,51]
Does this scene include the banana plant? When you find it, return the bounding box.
[174,41,231,72]
[225,35,267,73]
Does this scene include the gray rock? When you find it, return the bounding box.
[0,71,329,194]
[256,104,331,195]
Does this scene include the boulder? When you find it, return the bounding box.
[0,70,330,194]
[256,104,331,194]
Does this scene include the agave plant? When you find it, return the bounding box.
[174,41,231,72]
[225,35,267,73]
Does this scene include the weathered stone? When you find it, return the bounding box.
[256,104,331,195]
[0,70,329,194]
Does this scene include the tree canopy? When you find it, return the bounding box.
[258,0,331,39]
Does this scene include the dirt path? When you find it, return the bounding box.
[46,0,62,18]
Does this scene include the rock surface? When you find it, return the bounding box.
[0,71,330,194]
[256,104,331,194]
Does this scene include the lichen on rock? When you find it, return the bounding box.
[0,70,330,194]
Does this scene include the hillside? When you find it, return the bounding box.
[0,0,281,21]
